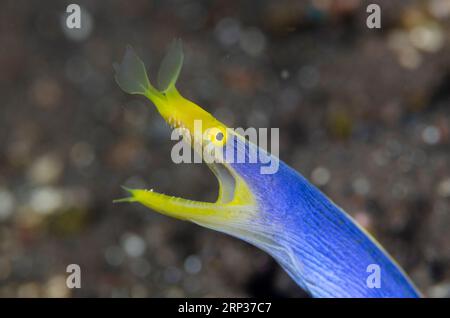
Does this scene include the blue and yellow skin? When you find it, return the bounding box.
[114,40,421,298]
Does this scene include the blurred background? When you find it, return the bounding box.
[0,0,449,297]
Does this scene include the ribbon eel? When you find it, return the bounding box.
[113,40,421,298]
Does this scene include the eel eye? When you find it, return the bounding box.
[206,127,227,147]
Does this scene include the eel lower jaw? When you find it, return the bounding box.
[114,159,258,226]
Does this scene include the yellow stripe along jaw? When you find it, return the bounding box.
[113,41,258,227]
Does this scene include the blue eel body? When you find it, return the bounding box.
[225,138,420,298]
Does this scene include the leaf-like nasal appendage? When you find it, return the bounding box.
[157,39,184,93]
[114,45,152,95]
